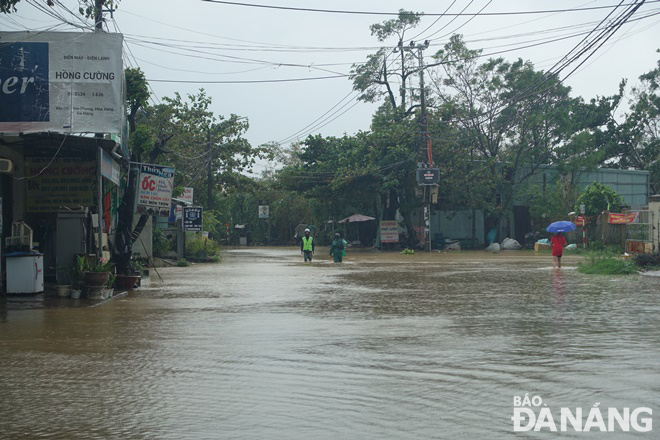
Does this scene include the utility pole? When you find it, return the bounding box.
[417,42,433,254]
[207,127,213,211]
[403,40,434,252]
[94,1,105,259]
[94,0,105,30]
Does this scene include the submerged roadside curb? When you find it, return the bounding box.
[1,290,129,310]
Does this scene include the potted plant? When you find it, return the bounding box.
[70,255,88,299]
[115,258,142,290]
[104,273,116,299]
[85,258,113,299]
[85,258,113,287]
[55,266,71,297]
[130,258,144,275]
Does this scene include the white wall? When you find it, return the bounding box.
[132,216,153,260]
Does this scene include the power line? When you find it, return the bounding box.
[146,74,349,84]
[277,90,358,144]
[200,0,660,16]
[132,56,273,75]
[117,8,659,87]
[123,33,385,53]
[110,18,162,106]
[276,47,402,145]
[425,0,493,43]
[124,37,350,73]
[409,0,459,41]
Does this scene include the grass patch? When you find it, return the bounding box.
[578,253,637,275]
[565,245,622,256]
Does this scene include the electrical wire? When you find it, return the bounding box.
[146,74,349,84]
[277,90,358,144]
[111,8,659,87]
[200,0,660,16]
[268,4,658,146]
[348,1,646,161]
[409,0,459,41]
[14,133,69,180]
[424,0,493,44]
[132,56,274,75]
[276,45,404,145]
[109,17,163,106]
[124,37,351,74]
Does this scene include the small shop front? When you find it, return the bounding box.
[0,133,126,292]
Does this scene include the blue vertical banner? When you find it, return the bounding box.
[0,42,50,123]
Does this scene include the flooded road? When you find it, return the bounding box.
[1,248,659,439]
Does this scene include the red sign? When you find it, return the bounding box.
[608,212,638,224]
[574,215,586,226]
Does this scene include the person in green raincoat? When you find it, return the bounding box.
[329,232,345,263]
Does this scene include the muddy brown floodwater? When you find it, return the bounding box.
[1,248,659,439]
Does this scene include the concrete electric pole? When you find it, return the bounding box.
[402,40,434,252]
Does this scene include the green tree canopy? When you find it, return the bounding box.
[606,53,660,192]
[576,182,623,216]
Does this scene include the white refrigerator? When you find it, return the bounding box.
[7,254,44,294]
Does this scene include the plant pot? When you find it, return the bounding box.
[102,288,113,299]
[70,289,82,299]
[114,274,140,290]
[56,285,71,297]
[87,286,105,300]
[85,271,109,287]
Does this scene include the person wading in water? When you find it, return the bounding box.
[551,232,567,269]
[301,228,315,262]
[329,232,345,263]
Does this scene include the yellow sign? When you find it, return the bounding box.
[25,157,96,212]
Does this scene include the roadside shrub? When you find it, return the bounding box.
[401,248,415,255]
[578,253,637,275]
[176,258,190,267]
[186,234,221,258]
[153,227,171,256]
[634,253,660,268]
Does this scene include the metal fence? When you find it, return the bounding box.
[565,211,655,253]
[625,210,654,254]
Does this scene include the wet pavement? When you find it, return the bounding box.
[1,247,659,439]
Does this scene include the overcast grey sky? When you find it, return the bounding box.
[3,0,660,167]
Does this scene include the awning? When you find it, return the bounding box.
[338,214,376,223]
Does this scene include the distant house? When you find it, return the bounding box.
[414,165,650,248]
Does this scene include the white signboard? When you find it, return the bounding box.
[136,164,175,217]
[101,149,120,185]
[380,220,399,243]
[0,31,124,133]
[183,206,203,232]
[175,187,194,220]
[258,205,269,219]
